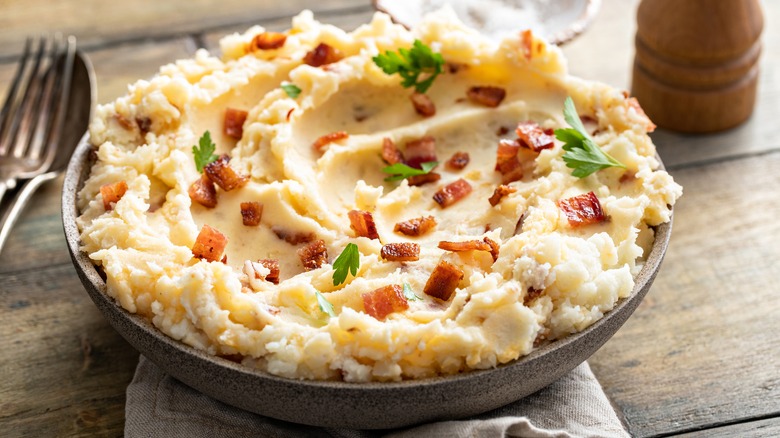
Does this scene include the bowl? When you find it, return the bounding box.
[63,132,671,429]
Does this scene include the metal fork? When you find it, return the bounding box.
[0,34,76,204]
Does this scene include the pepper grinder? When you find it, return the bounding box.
[631,0,764,133]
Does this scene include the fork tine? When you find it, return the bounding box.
[11,35,52,159]
[0,37,33,156]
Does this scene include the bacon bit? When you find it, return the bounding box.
[286,108,295,122]
[438,239,491,253]
[256,259,280,284]
[303,42,343,67]
[136,117,152,134]
[423,260,463,301]
[248,32,287,51]
[407,172,441,186]
[627,97,656,132]
[521,30,534,61]
[496,126,510,136]
[312,131,348,152]
[221,254,228,264]
[298,239,328,271]
[403,136,437,169]
[484,237,500,261]
[495,139,524,184]
[394,216,437,237]
[467,86,506,108]
[557,191,607,227]
[381,242,420,262]
[446,151,470,170]
[114,114,134,130]
[272,226,316,245]
[192,224,228,262]
[362,285,409,321]
[240,202,263,226]
[381,137,404,165]
[204,155,249,192]
[224,108,248,140]
[433,178,472,208]
[348,210,380,240]
[489,184,517,207]
[524,287,544,306]
[100,181,128,211]
[188,175,218,208]
[410,92,436,117]
[515,121,555,152]
[619,172,637,184]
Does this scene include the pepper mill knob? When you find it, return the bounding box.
[631,0,764,133]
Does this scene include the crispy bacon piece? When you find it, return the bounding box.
[189,175,218,208]
[467,86,506,108]
[409,92,436,117]
[114,114,134,130]
[240,202,263,226]
[298,239,328,271]
[433,178,472,208]
[303,42,343,67]
[100,181,128,211]
[495,139,524,184]
[407,172,441,186]
[381,243,420,262]
[423,260,463,301]
[446,151,470,171]
[557,191,606,227]
[257,259,280,284]
[394,216,437,237]
[438,236,499,261]
[515,121,554,152]
[348,210,380,240]
[488,184,517,207]
[312,131,349,152]
[224,108,248,140]
[362,284,409,321]
[192,224,228,262]
[286,108,295,121]
[524,287,544,306]
[272,226,316,245]
[381,137,404,165]
[136,117,152,134]
[248,32,287,51]
[521,29,534,61]
[403,136,437,169]
[627,97,656,132]
[205,155,249,192]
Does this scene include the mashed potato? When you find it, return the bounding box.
[77,10,681,381]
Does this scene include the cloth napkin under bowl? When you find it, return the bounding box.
[125,356,628,437]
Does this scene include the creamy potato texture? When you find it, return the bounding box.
[77,10,681,381]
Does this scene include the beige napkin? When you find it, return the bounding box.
[125,356,628,438]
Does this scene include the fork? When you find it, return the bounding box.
[0,34,76,205]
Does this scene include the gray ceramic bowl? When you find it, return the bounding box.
[63,133,671,429]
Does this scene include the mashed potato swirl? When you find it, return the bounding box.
[77,10,681,381]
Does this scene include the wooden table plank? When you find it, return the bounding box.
[0,0,368,59]
[589,151,780,437]
[675,417,780,438]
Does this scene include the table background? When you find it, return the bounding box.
[1,0,778,436]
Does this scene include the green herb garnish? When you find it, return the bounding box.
[281,83,301,98]
[402,283,422,301]
[382,161,438,182]
[192,131,219,173]
[372,40,445,94]
[555,97,625,178]
[315,290,336,317]
[332,243,360,286]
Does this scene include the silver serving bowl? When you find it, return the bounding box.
[63,132,671,429]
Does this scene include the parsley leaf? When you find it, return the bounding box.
[402,283,422,301]
[555,97,625,178]
[281,83,301,98]
[192,131,218,173]
[315,290,336,317]
[373,40,445,94]
[382,161,438,182]
[332,243,360,286]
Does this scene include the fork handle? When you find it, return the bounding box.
[0,171,57,255]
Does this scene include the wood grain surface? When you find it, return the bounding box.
[0,0,779,436]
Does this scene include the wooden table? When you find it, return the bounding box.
[1,0,778,436]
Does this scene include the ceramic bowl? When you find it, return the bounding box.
[63,132,671,429]
[374,0,602,45]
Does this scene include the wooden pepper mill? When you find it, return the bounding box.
[631,0,764,133]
